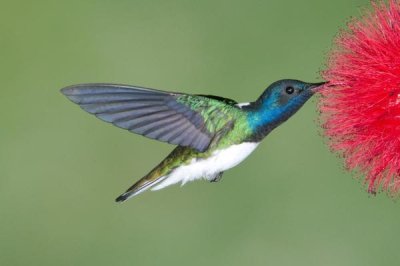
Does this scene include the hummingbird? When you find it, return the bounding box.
[61,79,325,202]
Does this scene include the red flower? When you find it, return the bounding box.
[318,0,400,196]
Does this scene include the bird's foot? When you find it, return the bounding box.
[209,172,224,183]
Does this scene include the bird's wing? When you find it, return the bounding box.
[61,83,240,152]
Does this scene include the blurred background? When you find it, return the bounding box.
[1,0,399,265]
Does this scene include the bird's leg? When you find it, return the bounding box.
[209,172,224,183]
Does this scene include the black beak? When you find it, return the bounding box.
[308,81,327,92]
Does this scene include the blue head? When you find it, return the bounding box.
[247,79,325,138]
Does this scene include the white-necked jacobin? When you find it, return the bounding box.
[61,79,325,202]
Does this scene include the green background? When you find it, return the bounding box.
[1,0,399,265]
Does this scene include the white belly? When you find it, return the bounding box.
[151,142,259,191]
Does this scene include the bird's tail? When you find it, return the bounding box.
[115,174,168,202]
[115,146,189,202]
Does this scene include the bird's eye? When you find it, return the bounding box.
[285,86,294,94]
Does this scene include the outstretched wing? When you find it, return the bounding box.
[61,83,239,152]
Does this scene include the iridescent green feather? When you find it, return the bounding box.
[175,94,247,136]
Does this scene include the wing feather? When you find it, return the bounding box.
[61,83,239,152]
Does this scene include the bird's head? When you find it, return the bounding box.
[249,79,326,132]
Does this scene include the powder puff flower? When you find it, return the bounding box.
[318,0,400,196]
